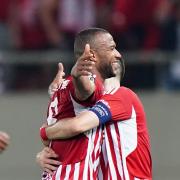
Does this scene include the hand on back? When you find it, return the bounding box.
[36,147,61,175]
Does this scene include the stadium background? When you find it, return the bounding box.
[0,0,180,179]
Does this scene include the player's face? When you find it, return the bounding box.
[93,33,122,79]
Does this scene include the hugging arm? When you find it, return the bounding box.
[44,111,100,140]
[40,100,112,141]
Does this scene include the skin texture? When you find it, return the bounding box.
[0,131,10,153]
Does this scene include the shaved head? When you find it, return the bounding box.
[74,28,109,59]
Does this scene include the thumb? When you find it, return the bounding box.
[83,44,91,55]
[55,62,65,81]
[57,63,65,77]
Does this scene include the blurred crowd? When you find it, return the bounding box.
[0,0,180,92]
[0,0,179,52]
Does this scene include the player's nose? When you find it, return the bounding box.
[115,49,122,59]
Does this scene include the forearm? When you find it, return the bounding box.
[43,111,99,140]
[73,76,95,101]
[46,118,80,140]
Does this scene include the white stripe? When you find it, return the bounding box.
[55,165,62,180]
[104,127,117,180]
[102,139,108,167]
[109,87,119,94]
[82,129,92,179]
[70,94,87,115]
[93,127,103,171]
[47,97,58,125]
[104,87,119,95]
[110,124,124,179]
[118,107,137,180]
[64,165,71,180]
[73,162,80,180]
[94,127,101,158]
[134,178,140,180]
[98,166,103,180]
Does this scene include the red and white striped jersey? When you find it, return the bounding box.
[90,86,152,180]
[42,76,104,180]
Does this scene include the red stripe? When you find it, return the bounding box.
[59,165,66,179]
[68,164,75,180]
[52,173,56,180]
[78,160,85,180]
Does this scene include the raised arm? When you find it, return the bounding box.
[71,44,96,101]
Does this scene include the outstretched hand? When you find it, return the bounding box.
[71,44,96,78]
[48,63,65,97]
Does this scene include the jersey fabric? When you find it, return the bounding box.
[42,76,104,180]
[90,86,152,180]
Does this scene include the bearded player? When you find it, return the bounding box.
[38,28,117,180]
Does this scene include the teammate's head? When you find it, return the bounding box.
[113,57,125,82]
[74,28,123,80]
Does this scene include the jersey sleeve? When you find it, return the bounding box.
[89,92,132,124]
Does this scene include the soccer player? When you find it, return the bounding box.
[0,131,10,153]
[40,31,152,179]
[38,28,117,180]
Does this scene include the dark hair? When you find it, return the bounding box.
[74,28,108,59]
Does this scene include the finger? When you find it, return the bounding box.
[83,44,91,56]
[44,163,59,171]
[0,141,7,151]
[44,168,54,175]
[77,62,95,71]
[46,153,59,160]
[0,132,10,141]
[0,134,10,146]
[43,147,58,157]
[44,147,56,154]
[56,62,65,80]
[58,63,65,76]
[45,158,61,166]
[79,60,95,66]
[76,70,92,77]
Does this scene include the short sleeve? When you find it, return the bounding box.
[89,91,132,124]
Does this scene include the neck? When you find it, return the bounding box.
[104,76,120,92]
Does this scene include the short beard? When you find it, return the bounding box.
[97,62,115,80]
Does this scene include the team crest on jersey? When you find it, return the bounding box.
[60,80,70,90]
